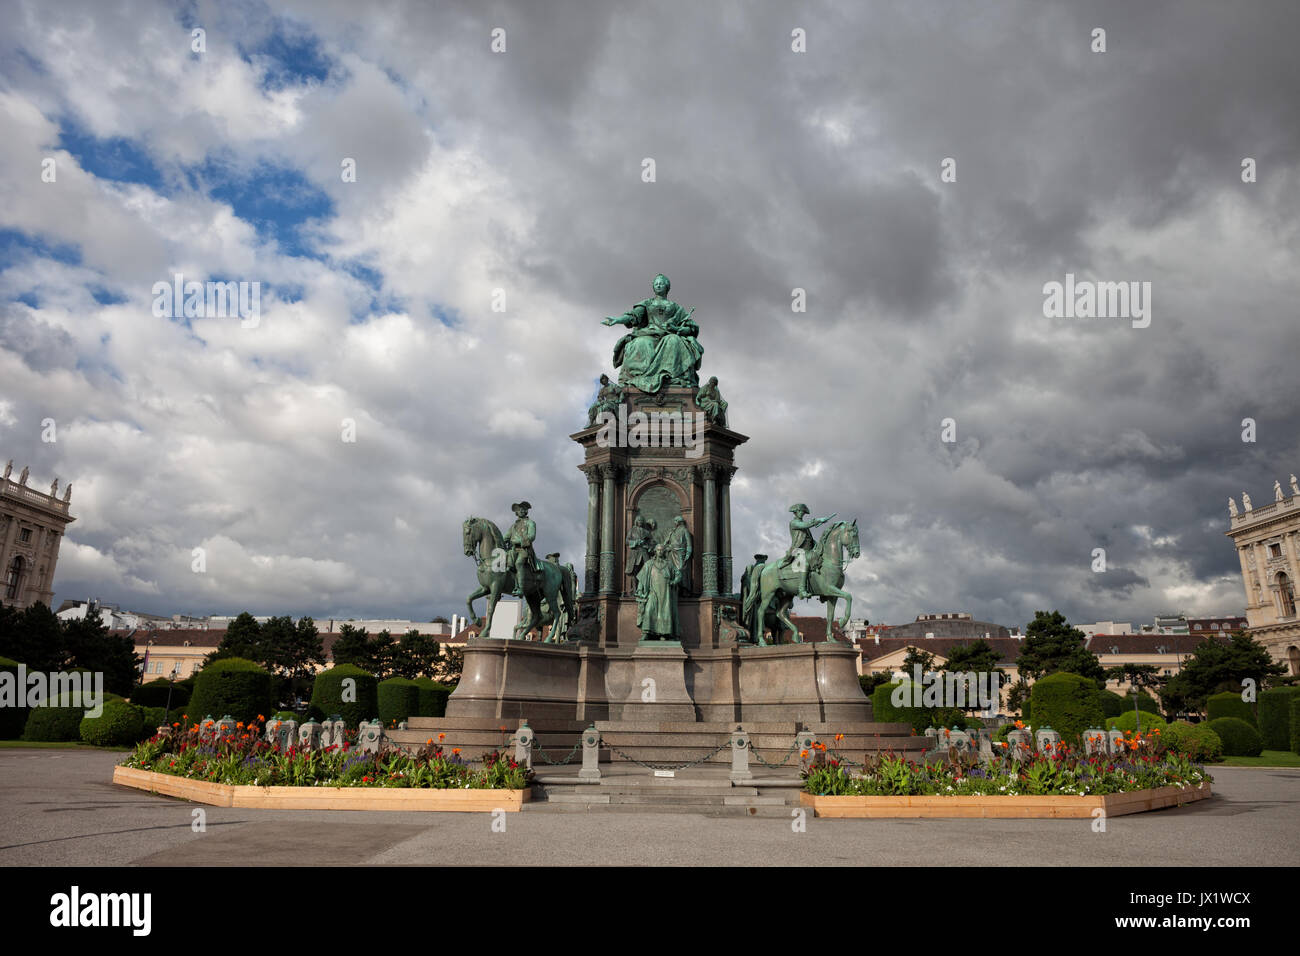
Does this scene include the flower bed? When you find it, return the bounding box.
[116,717,530,796]
[798,733,1212,818]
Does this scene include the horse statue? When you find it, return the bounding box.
[745,519,860,644]
[462,516,575,641]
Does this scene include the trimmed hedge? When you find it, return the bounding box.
[1106,710,1168,734]
[1292,697,1300,756]
[0,656,27,739]
[413,679,453,718]
[1028,672,1104,745]
[308,665,378,728]
[1206,691,1257,727]
[1205,717,1263,757]
[80,700,145,747]
[1163,720,1223,762]
[1096,690,1126,719]
[130,678,190,709]
[1259,687,1300,751]
[187,658,275,725]
[22,695,88,742]
[377,678,421,726]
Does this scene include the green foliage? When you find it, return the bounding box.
[80,699,145,747]
[1205,717,1263,757]
[1017,611,1104,683]
[901,647,936,675]
[1258,688,1300,751]
[378,678,421,726]
[412,678,452,718]
[858,672,892,696]
[1292,698,1300,756]
[0,656,27,739]
[329,623,372,670]
[1161,631,1287,715]
[22,700,87,742]
[389,631,443,679]
[1105,710,1168,734]
[1096,689,1127,718]
[1028,672,1105,745]
[130,678,190,709]
[871,681,927,732]
[1206,690,1257,727]
[1162,721,1223,762]
[188,657,275,724]
[309,664,378,728]
[0,605,139,695]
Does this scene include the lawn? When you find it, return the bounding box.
[1219,750,1300,768]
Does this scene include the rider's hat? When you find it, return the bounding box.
[789,503,809,515]
[512,501,532,513]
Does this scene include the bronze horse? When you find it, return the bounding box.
[462,516,574,641]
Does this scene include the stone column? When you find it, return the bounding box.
[701,464,718,597]
[584,468,601,595]
[1237,546,1255,612]
[599,464,617,594]
[719,467,734,597]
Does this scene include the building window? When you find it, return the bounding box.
[1269,543,1282,558]
[1278,572,1296,618]
[4,556,22,599]
[19,528,31,543]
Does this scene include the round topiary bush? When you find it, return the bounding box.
[871,681,933,733]
[0,656,28,739]
[80,699,145,747]
[130,678,190,709]
[377,677,421,726]
[1105,709,1168,734]
[412,678,453,718]
[1206,691,1257,727]
[187,658,275,725]
[1205,716,1263,757]
[1028,672,1105,745]
[1096,689,1127,719]
[1258,687,1300,751]
[308,664,377,728]
[1163,720,1223,762]
[22,701,87,741]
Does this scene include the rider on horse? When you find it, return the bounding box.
[507,501,538,597]
[776,503,836,599]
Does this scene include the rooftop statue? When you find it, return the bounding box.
[601,274,703,393]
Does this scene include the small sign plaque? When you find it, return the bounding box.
[654,770,675,778]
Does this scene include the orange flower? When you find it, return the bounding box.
[427,738,433,745]
[257,714,264,721]
[438,733,446,741]
[834,733,844,742]
[236,722,244,729]
[1014,720,1024,729]
[452,747,462,755]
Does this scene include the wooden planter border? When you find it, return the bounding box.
[112,765,530,812]
[800,782,1211,818]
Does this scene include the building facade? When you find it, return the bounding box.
[1,462,75,610]
[1226,476,1300,676]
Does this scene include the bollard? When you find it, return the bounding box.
[977,728,994,759]
[514,721,534,771]
[265,718,282,745]
[1107,729,1125,754]
[358,719,384,754]
[215,715,237,740]
[320,716,345,749]
[579,725,601,781]
[729,726,752,785]
[1035,726,1061,753]
[1083,728,1108,756]
[797,731,818,772]
[278,719,298,751]
[298,718,321,750]
[923,726,939,752]
[1007,729,1031,760]
[947,728,972,755]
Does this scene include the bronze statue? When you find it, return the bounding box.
[587,374,624,426]
[601,274,703,393]
[626,513,655,587]
[636,543,681,640]
[506,501,537,597]
[695,376,728,426]
[751,520,860,644]
[777,504,836,599]
[666,515,693,595]
[463,515,574,642]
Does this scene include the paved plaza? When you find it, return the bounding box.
[1,749,1296,867]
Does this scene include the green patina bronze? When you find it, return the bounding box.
[601,274,702,393]
[636,543,681,640]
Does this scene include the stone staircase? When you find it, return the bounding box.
[526,766,806,817]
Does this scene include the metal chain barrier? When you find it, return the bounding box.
[748,737,801,768]
[528,736,586,766]
[600,737,732,772]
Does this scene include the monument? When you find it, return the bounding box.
[393,275,922,764]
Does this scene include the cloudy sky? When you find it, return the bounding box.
[2,0,1297,631]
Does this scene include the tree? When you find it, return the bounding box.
[330,624,372,670]
[432,643,464,686]
[901,646,936,676]
[430,615,450,624]
[62,607,139,696]
[0,602,63,672]
[941,638,1007,713]
[259,615,324,701]
[206,612,263,665]
[1016,611,1105,684]
[1161,631,1287,715]
[370,629,396,679]
[390,630,441,679]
